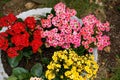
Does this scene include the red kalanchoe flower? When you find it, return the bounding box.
[7,47,18,58]
[11,22,26,35]
[11,32,29,50]
[0,32,8,37]
[24,17,36,30]
[0,16,8,27]
[0,35,8,51]
[30,39,43,53]
[0,13,17,27]
[33,29,42,39]
[7,13,17,25]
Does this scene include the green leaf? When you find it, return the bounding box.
[0,28,2,30]
[22,47,33,58]
[12,67,28,76]
[17,18,23,22]
[42,57,50,65]
[8,52,23,68]
[31,63,43,77]
[7,75,17,80]
[12,67,29,80]
[23,50,33,58]
[51,8,56,16]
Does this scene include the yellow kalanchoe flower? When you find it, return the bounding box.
[45,49,99,80]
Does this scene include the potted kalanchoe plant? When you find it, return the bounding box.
[0,2,110,80]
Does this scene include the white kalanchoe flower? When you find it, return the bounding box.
[30,77,43,80]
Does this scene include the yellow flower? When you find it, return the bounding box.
[56,64,61,68]
[65,59,73,66]
[65,71,71,76]
[52,55,58,62]
[45,70,55,80]
[60,75,64,79]
[45,49,99,80]
[63,64,69,69]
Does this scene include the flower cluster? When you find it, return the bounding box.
[45,49,99,80]
[81,14,110,52]
[0,13,17,27]
[41,2,81,49]
[0,15,43,58]
[0,2,111,80]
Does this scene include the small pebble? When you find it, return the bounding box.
[25,2,35,9]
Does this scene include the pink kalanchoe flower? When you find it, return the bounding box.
[54,2,66,15]
[66,8,77,16]
[47,14,53,19]
[88,48,93,53]
[52,16,62,27]
[103,21,110,32]
[82,14,98,27]
[96,35,110,50]
[81,14,110,52]
[41,18,52,28]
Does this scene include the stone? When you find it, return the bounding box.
[104,46,111,53]
[25,2,36,9]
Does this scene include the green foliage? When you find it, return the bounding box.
[0,0,11,10]
[73,46,86,56]
[0,0,10,5]
[7,75,17,80]
[22,50,33,58]
[0,13,3,17]
[117,6,120,12]
[109,58,120,80]
[17,18,24,22]
[8,67,30,80]
[12,67,29,80]
[8,52,23,68]
[8,63,43,80]
[31,63,43,77]
[41,57,50,65]
[0,27,2,30]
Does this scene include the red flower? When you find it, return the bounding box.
[0,32,8,37]
[30,39,43,53]
[24,17,36,30]
[7,13,17,25]
[0,16,8,27]
[7,47,18,58]
[11,32,29,50]
[33,29,42,39]
[0,13,17,27]
[11,22,26,35]
[0,35,8,51]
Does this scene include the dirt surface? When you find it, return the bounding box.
[0,0,120,79]
[96,0,120,79]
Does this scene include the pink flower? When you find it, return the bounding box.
[41,19,52,28]
[47,14,53,19]
[54,2,66,15]
[52,16,62,27]
[88,48,93,53]
[66,8,77,16]
[82,14,98,27]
